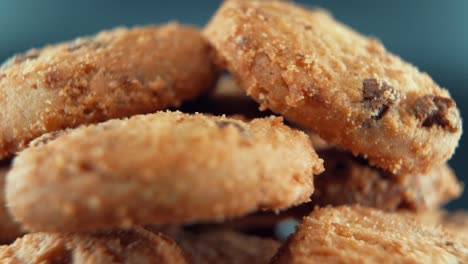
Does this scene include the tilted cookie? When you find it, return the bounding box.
[272,206,468,264]
[161,227,279,264]
[0,23,219,160]
[6,111,323,232]
[0,227,188,264]
[0,167,22,244]
[204,0,462,173]
[312,148,462,211]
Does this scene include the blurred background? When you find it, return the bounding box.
[0,0,466,209]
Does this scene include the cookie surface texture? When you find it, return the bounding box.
[272,206,468,264]
[162,228,279,264]
[0,227,188,264]
[6,111,323,232]
[0,23,219,159]
[204,0,462,173]
[0,167,22,244]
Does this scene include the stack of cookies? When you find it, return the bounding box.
[0,1,466,263]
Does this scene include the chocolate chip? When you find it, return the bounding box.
[413,95,459,132]
[445,241,454,247]
[362,78,400,120]
[0,73,5,80]
[215,120,250,137]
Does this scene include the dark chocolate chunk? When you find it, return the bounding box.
[413,95,459,132]
[362,78,400,120]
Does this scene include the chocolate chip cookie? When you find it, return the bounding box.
[0,23,219,160]
[0,227,188,263]
[204,0,462,173]
[0,167,22,244]
[272,206,468,263]
[6,111,323,232]
[161,227,279,264]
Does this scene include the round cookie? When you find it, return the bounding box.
[204,0,462,173]
[161,227,279,264]
[272,206,468,263]
[0,23,219,160]
[312,148,462,211]
[6,111,323,232]
[0,227,188,264]
[0,167,23,244]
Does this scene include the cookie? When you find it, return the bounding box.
[0,227,188,264]
[0,167,22,244]
[161,227,279,264]
[204,0,462,174]
[0,23,219,160]
[272,206,468,264]
[312,148,462,211]
[6,111,323,232]
[179,75,271,118]
[414,210,468,239]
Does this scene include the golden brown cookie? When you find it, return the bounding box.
[272,206,468,264]
[204,0,462,174]
[414,210,468,240]
[0,227,188,264]
[0,167,23,244]
[0,23,219,160]
[312,149,462,211]
[161,227,279,264]
[6,111,323,232]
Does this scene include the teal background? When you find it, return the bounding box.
[1,1,467,209]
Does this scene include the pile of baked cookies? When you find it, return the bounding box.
[0,0,467,263]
